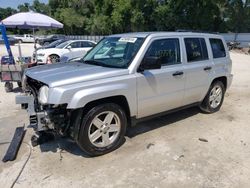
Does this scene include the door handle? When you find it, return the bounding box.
[204,66,212,71]
[172,71,184,76]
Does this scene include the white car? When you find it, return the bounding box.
[14,34,35,43]
[36,40,96,64]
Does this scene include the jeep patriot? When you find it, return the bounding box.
[16,32,233,156]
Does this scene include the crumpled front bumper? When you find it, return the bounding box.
[16,94,36,115]
[16,94,50,131]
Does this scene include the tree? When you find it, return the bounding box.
[1,0,250,34]
[31,0,50,15]
[226,0,250,32]
[0,7,17,21]
[17,3,30,12]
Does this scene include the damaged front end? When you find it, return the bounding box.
[16,76,71,136]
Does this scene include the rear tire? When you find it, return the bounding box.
[200,81,225,113]
[77,103,127,157]
[4,82,13,92]
[17,81,22,88]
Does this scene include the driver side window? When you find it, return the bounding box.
[145,38,181,66]
[70,41,81,48]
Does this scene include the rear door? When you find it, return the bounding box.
[209,38,230,80]
[182,37,213,105]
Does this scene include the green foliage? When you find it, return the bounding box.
[1,0,250,34]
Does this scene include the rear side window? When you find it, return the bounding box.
[184,38,208,62]
[145,38,181,66]
[70,41,81,48]
[209,38,226,58]
[81,41,95,48]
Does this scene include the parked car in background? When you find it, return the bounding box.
[14,34,35,43]
[36,40,96,64]
[0,36,18,45]
[38,34,66,46]
[33,39,69,61]
[16,32,233,156]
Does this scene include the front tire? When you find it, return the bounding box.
[200,81,225,113]
[49,54,60,64]
[77,103,127,156]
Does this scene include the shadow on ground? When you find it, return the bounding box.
[38,107,200,157]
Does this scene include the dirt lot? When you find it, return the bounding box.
[0,51,250,188]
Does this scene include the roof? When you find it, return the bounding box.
[108,31,222,38]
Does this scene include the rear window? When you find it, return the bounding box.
[209,38,226,58]
[184,38,208,62]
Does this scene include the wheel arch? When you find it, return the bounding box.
[71,95,131,140]
[211,76,227,89]
[82,95,131,122]
[49,53,60,58]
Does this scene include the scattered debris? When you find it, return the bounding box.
[146,143,155,149]
[179,154,184,158]
[227,115,235,122]
[173,155,179,160]
[199,138,208,142]
[173,154,184,161]
[2,126,26,162]
[42,174,52,180]
[241,140,247,146]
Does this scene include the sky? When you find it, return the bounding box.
[0,0,48,9]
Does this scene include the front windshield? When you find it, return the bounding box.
[46,39,64,47]
[55,41,71,49]
[83,37,144,68]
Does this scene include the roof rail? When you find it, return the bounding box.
[176,29,219,34]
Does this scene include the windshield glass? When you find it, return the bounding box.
[46,39,65,47]
[83,37,144,68]
[55,41,71,49]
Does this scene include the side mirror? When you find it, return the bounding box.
[67,45,72,50]
[139,56,162,72]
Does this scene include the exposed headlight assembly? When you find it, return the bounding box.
[38,86,49,104]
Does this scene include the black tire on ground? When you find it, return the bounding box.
[4,82,13,92]
[17,81,22,88]
[200,81,225,113]
[76,103,127,157]
[49,54,60,63]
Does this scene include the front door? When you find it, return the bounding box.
[67,41,82,59]
[136,38,186,118]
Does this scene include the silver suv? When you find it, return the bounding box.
[16,32,233,156]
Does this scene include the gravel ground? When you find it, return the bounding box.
[0,52,250,188]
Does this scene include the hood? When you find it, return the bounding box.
[36,48,62,54]
[25,62,129,87]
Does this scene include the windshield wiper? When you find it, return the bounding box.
[84,60,103,66]
[83,60,119,68]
